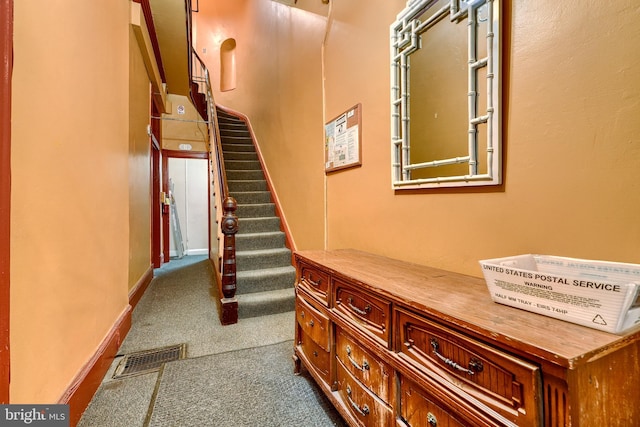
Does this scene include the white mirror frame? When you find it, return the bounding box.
[390,0,501,189]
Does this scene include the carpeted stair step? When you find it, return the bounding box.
[218,127,246,134]
[236,248,292,272]
[222,142,255,152]
[222,132,251,140]
[228,180,267,192]
[218,124,245,132]
[218,119,246,127]
[223,151,259,161]
[236,265,296,294]
[219,125,248,132]
[218,115,242,125]
[237,216,281,233]
[222,139,254,148]
[218,112,242,119]
[227,170,264,180]
[236,231,286,251]
[224,160,262,170]
[222,134,251,140]
[236,203,275,218]
[237,288,295,319]
[217,110,242,120]
[230,191,272,204]
[221,134,252,143]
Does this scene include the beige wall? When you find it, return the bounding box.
[199,0,640,276]
[11,0,132,402]
[129,28,153,291]
[162,94,208,152]
[195,0,327,250]
[323,0,640,275]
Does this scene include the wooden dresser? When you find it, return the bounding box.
[292,249,640,427]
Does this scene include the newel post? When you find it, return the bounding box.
[220,196,238,324]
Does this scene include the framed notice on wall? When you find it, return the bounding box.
[325,103,362,173]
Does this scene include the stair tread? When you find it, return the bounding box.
[237,216,279,222]
[237,287,295,300]
[236,230,284,237]
[238,286,295,296]
[236,265,295,278]
[236,202,274,206]
[231,191,271,196]
[236,247,291,256]
[236,288,295,318]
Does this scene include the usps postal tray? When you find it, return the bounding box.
[479,254,640,334]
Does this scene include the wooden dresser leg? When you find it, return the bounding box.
[293,352,302,375]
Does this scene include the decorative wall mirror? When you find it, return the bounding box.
[391,0,501,189]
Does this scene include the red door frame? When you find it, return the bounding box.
[162,155,170,263]
[151,99,162,268]
[0,0,13,404]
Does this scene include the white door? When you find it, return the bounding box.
[168,158,208,257]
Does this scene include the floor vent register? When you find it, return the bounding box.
[113,343,186,379]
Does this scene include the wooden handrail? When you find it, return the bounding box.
[191,48,238,324]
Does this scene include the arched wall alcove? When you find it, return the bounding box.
[220,38,237,92]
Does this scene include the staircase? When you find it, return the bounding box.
[216,108,296,319]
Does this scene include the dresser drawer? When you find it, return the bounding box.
[335,327,392,402]
[298,262,331,305]
[296,329,331,387]
[400,376,503,427]
[334,279,391,347]
[296,292,331,352]
[396,308,541,426]
[336,359,392,427]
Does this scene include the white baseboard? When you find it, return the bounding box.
[170,248,208,257]
[186,248,208,256]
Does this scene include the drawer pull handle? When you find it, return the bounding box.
[309,319,315,327]
[427,412,437,426]
[347,297,372,316]
[346,385,370,416]
[430,338,483,375]
[346,345,370,371]
[307,274,322,287]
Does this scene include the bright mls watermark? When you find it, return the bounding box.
[0,405,69,426]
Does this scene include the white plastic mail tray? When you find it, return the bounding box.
[479,254,640,334]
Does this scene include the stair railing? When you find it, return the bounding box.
[191,48,239,325]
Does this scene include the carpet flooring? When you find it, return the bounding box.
[146,341,345,427]
[78,256,346,427]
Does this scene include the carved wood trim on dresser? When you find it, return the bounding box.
[293,249,640,427]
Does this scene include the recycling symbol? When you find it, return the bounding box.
[592,314,607,325]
